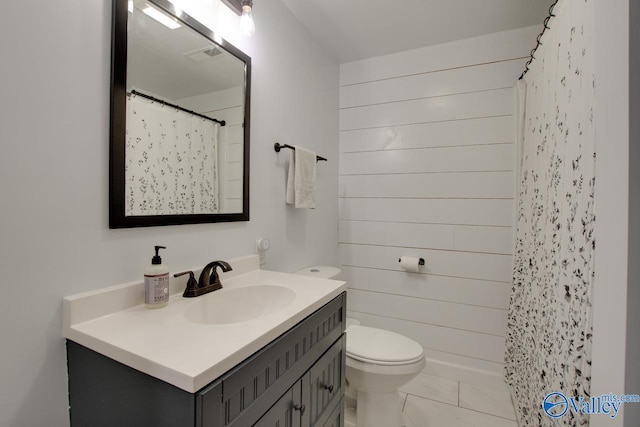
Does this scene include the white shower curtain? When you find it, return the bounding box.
[125,94,219,216]
[505,0,596,426]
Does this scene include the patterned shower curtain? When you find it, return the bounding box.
[505,0,596,426]
[125,93,219,216]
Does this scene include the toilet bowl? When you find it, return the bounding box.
[295,266,426,427]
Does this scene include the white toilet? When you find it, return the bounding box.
[295,266,426,427]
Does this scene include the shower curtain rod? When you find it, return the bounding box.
[519,0,560,80]
[128,90,226,126]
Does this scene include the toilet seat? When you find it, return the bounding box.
[346,325,424,366]
[347,353,425,366]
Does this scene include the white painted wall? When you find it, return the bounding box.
[627,3,640,426]
[0,1,338,425]
[590,0,630,426]
[338,27,538,380]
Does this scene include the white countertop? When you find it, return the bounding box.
[63,256,346,393]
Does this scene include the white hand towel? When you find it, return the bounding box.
[285,146,317,208]
[286,150,295,205]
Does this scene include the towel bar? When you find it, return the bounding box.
[274,143,327,162]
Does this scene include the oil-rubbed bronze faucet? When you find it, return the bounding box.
[174,260,233,298]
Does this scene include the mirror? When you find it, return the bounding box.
[110,0,250,228]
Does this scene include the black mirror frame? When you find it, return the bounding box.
[109,0,251,228]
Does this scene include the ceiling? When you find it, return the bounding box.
[280,0,554,63]
[128,5,245,101]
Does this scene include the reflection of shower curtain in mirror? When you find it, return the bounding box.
[125,94,219,216]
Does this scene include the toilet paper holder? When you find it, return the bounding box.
[398,257,425,266]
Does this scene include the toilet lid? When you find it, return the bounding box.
[346,325,424,365]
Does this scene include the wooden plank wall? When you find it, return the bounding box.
[338,27,539,377]
[179,86,244,213]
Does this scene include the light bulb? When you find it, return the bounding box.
[240,4,255,37]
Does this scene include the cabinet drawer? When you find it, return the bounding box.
[198,293,346,426]
[302,335,346,427]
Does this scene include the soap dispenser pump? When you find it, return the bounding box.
[145,245,169,309]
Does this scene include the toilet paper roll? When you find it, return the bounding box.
[399,256,424,273]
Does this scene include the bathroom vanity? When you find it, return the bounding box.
[64,256,346,426]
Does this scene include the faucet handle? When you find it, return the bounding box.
[174,271,198,298]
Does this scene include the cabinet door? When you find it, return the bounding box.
[321,398,344,427]
[253,380,303,427]
[302,335,346,427]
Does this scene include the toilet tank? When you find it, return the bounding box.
[295,266,360,328]
[294,266,341,280]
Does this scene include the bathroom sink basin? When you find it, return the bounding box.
[184,285,296,324]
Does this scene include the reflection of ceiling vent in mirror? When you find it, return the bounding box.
[184,46,223,63]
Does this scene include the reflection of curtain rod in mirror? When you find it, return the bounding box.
[128,90,226,126]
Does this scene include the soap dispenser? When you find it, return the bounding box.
[145,245,169,309]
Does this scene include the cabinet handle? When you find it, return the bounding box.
[293,403,306,415]
[322,384,334,393]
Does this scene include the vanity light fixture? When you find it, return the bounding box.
[240,0,255,37]
[142,3,182,29]
[221,0,255,37]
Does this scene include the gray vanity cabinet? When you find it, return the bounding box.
[254,333,345,427]
[303,335,345,427]
[67,293,346,427]
[254,380,302,427]
[318,401,345,427]
[197,294,346,426]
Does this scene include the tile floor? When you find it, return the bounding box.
[346,372,519,427]
[402,373,518,427]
